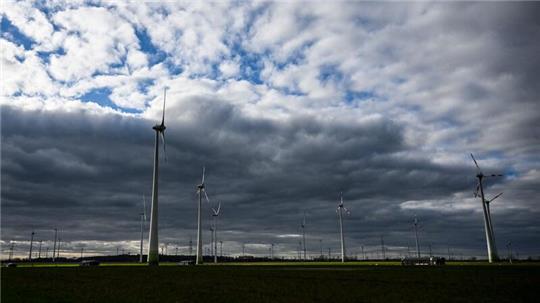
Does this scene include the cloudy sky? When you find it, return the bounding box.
[1,1,539,260]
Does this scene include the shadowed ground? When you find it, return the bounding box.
[2,264,539,302]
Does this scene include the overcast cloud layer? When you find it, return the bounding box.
[1,1,540,259]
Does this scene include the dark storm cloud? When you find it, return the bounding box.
[2,92,532,258]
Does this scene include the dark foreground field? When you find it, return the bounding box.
[2,264,539,303]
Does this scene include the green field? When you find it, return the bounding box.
[2,263,539,302]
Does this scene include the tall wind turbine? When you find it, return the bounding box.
[336,192,350,263]
[148,88,168,266]
[471,153,503,263]
[28,230,35,261]
[211,201,221,263]
[301,211,307,260]
[196,167,210,264]
[52,228,57,262]
[413,215,421,258]
[140,195,148,263]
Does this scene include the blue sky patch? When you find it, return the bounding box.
[1,16,35,50]
[80,88,141,114]
[345,90,375,102]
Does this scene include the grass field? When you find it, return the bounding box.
[2,263,539,302]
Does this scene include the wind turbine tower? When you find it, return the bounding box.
[148,88,168,266]
[52,228,57,262]
[471,153,503,263]
[211,201,221,263]
[414,216,421,258]
[28,230,35,261]
[336,192,350,262]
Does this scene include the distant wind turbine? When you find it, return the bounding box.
[148,88,168,266]
[211,201,221,263]
[336,192,350,263]
[471,153,503,263]
[301,211,307,260]
[140,194,148,263]
[28,230,35,261]
[52,228,57,262]
[413,215,421,258]
[196,166,210,264]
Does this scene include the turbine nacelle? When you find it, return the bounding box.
[152,124,166,132]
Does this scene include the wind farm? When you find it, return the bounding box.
[2,1,540,302]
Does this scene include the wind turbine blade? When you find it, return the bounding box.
[204,190,210,203]
[161,87,167,126]
[490,192,503,203]
[470,153,480,170]
[201,166,205,184]
[160,132,167,162]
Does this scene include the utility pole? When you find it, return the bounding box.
[175,247,178,256]
[506,242,512,264]
[429,244,432,257]
[220,241,223,257]
[362,245,365,260]
[447,246,451,261]
[9,242,14,261]
[38,240,43,259]
[319,239,323,258]
[57,238,62,259]
[301,211,306,260]
[29,231,35,261]
[189,238,193,256]
[242,243,245,256]
[46,247,49,259]
[328,248,331,259]
[80,247,84,259]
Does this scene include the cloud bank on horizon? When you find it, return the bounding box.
[1,1,539,258]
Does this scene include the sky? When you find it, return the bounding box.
[1,1,539,260]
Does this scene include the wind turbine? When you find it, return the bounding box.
[140,194,148,263]
[413,215,421,258]
[148,88,168,266]
[29,230,35,261]
[301,211,307,260]
[471,153,503,263]
[211,201,221,263]
[52,228,57,262]
[336,192,350,263]
[196,166,210,264]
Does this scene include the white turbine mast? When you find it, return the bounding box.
[301,211,307,260]
[196,166,211,264]
[471,153,503,263]
[336,192,350,263]
[211,201,221,263]
[147,88,168,266]
[413,215,421,258]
